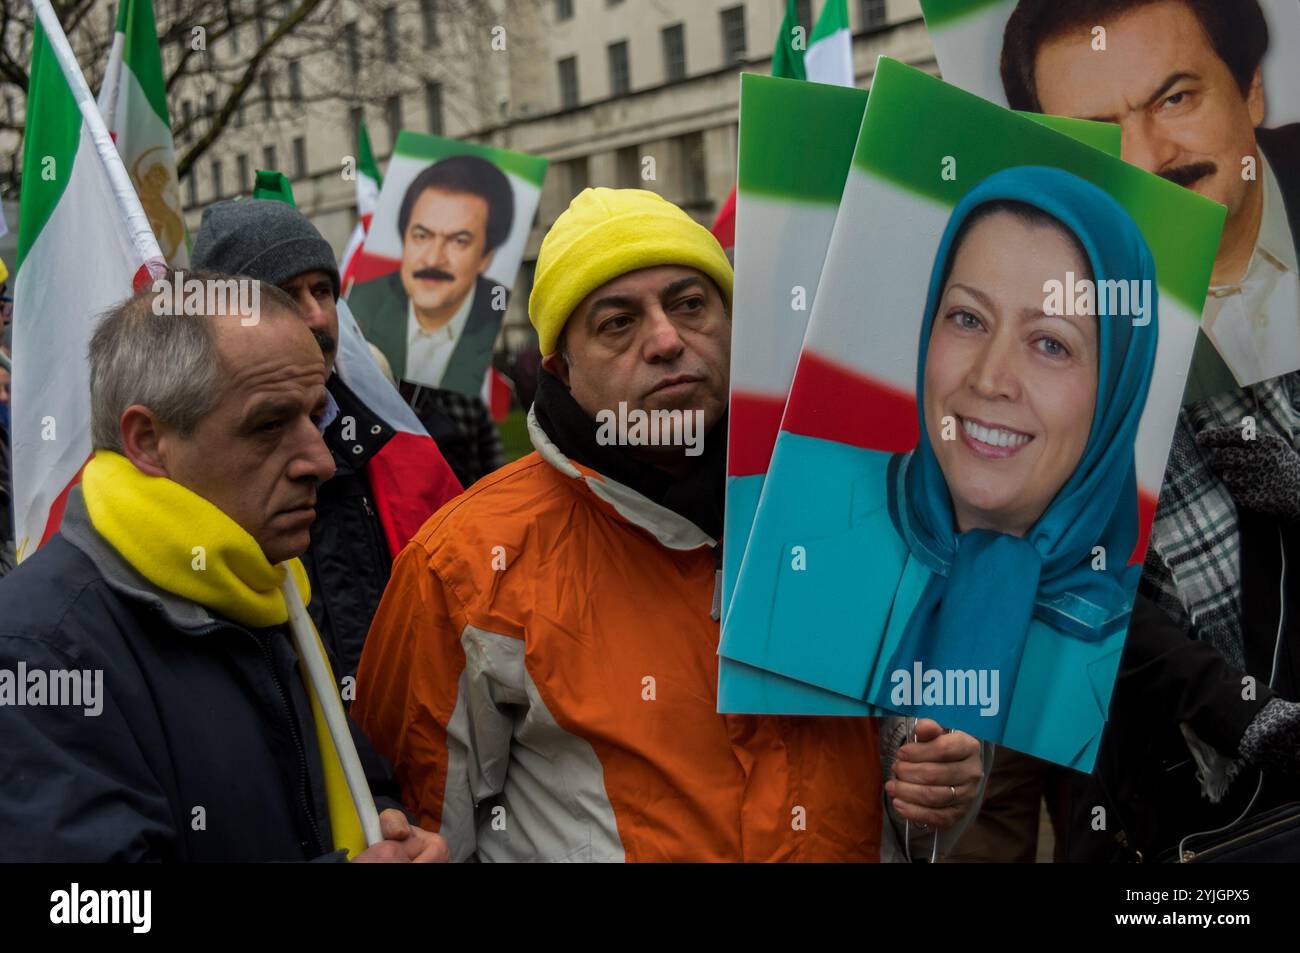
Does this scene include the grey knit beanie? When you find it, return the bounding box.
[191,199,340,298]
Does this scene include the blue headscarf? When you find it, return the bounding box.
[883,166,1159,737]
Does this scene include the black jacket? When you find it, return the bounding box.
[1064,508,1300,862]
[301,374,395,681]
[0,489,402,862]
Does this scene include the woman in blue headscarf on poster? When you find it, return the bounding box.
[865,166,1160,770]
[718,166,1160,772]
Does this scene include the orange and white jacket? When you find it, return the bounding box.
[354,411,984,861]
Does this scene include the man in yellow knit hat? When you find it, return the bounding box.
[0,273,446,862]
[355,189,990,862]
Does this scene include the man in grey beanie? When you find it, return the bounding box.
[192,199,461,683]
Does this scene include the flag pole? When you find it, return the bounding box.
[29,0,165,281]
[279,571,384,849]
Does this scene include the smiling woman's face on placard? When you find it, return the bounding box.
[922,210,1099,538]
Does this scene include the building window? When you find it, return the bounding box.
[350,106,364,145]
[293,136,307,178]
[607,40,630,96]
[261,72,274,119]
[421,0,439,47]
[555,0,573,21]
[860,0,887,29]
[237,153,250,191]
[203,92,215,120]
[425,82,444,135]
[256,9,266,43]
[344,23,360,74]
[182,99,193,128]
[566,155,590,195]
[661,23,686,82]
[720,6,746,65]
[235,99,245,128]
[263,143,278,172]
[385,94,403,143]
[616,145,639,188]
[557,56,579,109]
[210,158,224,198]
[679,131,707,205]
[187,172,198,207]
[230,19,240,54]
[382,7,399,59]
[288,60,303,106]
[796,0,812,33]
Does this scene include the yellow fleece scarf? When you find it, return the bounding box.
[82,450,366,858]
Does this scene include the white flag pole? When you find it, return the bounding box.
[279,571,384,849]
[30,0,165,278]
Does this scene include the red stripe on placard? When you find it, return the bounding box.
[1133,490,1156,566]
[348,251,400,286]
[728,391,788,477]
[783,351,920,452]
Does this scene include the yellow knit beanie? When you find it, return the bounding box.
[528,188,734,356]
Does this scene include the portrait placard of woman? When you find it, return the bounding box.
[719,165,1162,772]
[869,166,1160,765]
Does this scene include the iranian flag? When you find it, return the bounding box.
[339,117,382,297]
[805,0,853,86]
[710,0,856,252]
[13,0,166,560]
[96,0,188,266]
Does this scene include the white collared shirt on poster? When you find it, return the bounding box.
[405,282,476,388]
[1202,154,1300,387]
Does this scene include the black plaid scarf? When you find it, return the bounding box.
[1141,371,1300,667]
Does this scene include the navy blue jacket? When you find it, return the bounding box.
[0,489,402,861]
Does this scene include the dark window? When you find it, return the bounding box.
[230,19,241,53]
[557,56,579,109]
[616,145,639,188]
[679,131,707,205]
[187,172,198,207]
[566,156,589,194]
[350,106,364,145]
[382,7,399,59]
[263,143,277,172]
[555,0,573,21]
[662,23,686,82]
[210,158,224,198]
[425,82,444,135]
[256,10,266,43]
[235,99,245,128]
[288,60,302,105]
[421,0,440,47]
[720,6,746,65]
[344,23,360,74]
[607,40,630,96]
[293,137,307,178]
[237,153,250,190]
[260,72,274,119]
[860,0,886,29]
[204,91,215,118]
[385,94,403,143]
[182,99,193,127]
[795,0,812,33]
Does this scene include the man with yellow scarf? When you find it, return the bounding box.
[0,273,446,862]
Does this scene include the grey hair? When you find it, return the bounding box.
[88,271,299,452]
